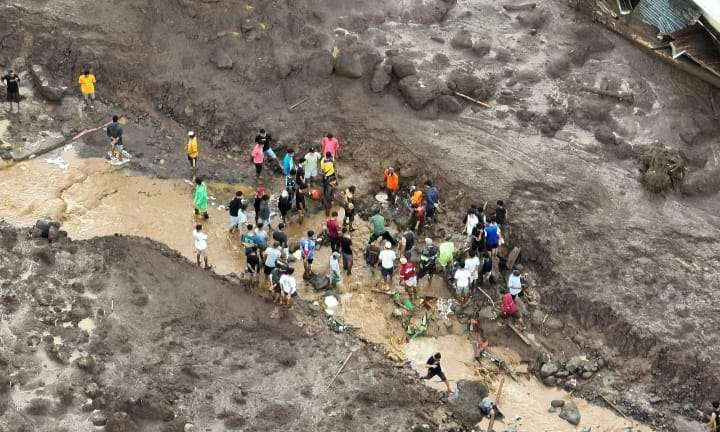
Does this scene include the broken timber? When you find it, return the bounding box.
[486,377,505,432]
[508,323,532,346]
[454,91,491,108]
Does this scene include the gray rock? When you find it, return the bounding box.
[29,64,66,101]
[555,369,570,378]
[370,62,392,93]
[581,371,594,379]
[550,400,565,408]
[430,36,445,43]
[90,411,108,426]
[559,402,581,425]
[305,50,334,78]
[398,74,444,110]
[542,376,556,386]
[594,126,616,145]
[540,362,558,378]
[566,355,588,374]
[472,41,491,57]
[85,382,101,398]
[210,49,233,69]
[450,30,473,49]
[390,56,417,79]
[674,417,706,432]
[437,95,463,113]
[333,43,380,79]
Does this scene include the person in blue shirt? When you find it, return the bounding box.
[484,216,501,258]
[282,148,295,177]
[300,230,317,276]
[424,180,439,221]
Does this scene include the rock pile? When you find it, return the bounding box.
[538,354,604,387]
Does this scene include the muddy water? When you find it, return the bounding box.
[0,148,653,431]
[406,335,653,432]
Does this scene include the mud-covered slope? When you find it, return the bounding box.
[0,224,439,431]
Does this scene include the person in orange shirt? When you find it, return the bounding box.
[77,69,97,109]
[410,186,423,207]
[384,166,399,203]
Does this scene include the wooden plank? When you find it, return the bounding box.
[327,351,354,390]
[508,323,531,346]
[486,377,505,432]
[506,247,521,271]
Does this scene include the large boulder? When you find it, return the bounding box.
[398,74,444,110]
[333,43,381,78]
[29,64,66,101]
[389,56,417,79]
[450,30,473,49]
[539,362,558,378]
[559,402,581,425]
[437,95,463,113]
[370,61,392,93]
[446,69,482,94]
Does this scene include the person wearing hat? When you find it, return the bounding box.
[418,238,438,288]
[2,69,20,112]
[378,241,397,291]
[329,251,342,288]
[383,166,399,203]
[186,131,199,181]
[399,257,418,300]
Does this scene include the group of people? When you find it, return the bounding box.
[2,68,98,113]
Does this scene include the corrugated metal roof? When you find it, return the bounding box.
[635,0,702,35]
[671,24,720,78]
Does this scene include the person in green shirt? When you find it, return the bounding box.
[194,177,209,219]
[367,209,396,246]
[438,238,455,277]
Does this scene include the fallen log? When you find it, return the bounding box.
[508,323,531,346]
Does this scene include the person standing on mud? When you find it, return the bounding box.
[454,261,471,305]
[437,237,455,278]
[255,128,281,173]
[408,202,426,233]
[273,223,289,256]
[106,115,126,164]
[258,194,271,230]
[280,267,298,309]
[186,131,199,181]
[253,223,268,257]
[700,401,720,432]
[329,251,342,288]
[368,209,396,246]
[77,69,96,110]
[383,167,399,203]
[399,257,417,300]
[242,224,256,256]
[420,352,452,393]
[278,190,292,226]
[417,238,438,288]
[320,152,337,184]
[398,229,415,260]
[484,216,501,259]
[282,148,295,177]
[424,180,439,221]
[227,191,247,233]
[300,231,317,277]
[303,147,321,184]
[245,245,260,288]
[326,211,341,252]
[193,224,211,269]
[340,228,353,276]
[464,206,480,244]
[342,185,356,231]
[253,186,265,225]
[322,133,340,159]
[378,242,397,291]
[263,241,282,288]
[464,249,481,291]
[2,70,21,112]
[295,179,307,225]
[251,139,264,179]
[193,177,209,220]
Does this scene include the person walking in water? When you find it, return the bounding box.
[77,69,97,110]
[193,224,211,269]
[2,70,21,112]
[186,131,199,181]
[194,177,209,220]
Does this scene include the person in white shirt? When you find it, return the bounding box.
[454,263,472,304]
[507,269,523,298]
[464,249,481,290]
[329,251,342,288]
[303,147,321,182]
[280,267,297,309]
[193,224,211,269]
[378,241,397,290]
[465,207,479,242]
[263,242,282,288]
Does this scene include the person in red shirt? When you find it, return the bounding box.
[322,133,340,159]
[399,257,418,300]
[500,293,519,319]
[408,202,426,232]
[326,211,341,252]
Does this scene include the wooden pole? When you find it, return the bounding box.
[454,91,491,108]
[486,377,506,432]
[327,351,354,390]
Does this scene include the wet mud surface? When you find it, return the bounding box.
[2,0,720,430]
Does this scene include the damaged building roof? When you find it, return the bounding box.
[635,0,702,36]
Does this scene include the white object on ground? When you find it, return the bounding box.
[46,156,69,169]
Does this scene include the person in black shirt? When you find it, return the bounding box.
[273,223,289,255]
[278,190,293,225]
[480,252,493,284]
[255,128,281,173]
[2,70,20,112]
[245,246,261,289]
[227,191,247,233]
[295,181,307,225]
[420,352,452,393]
[106,115,126,163]
[339,228,353,275]
[495,200,506,227]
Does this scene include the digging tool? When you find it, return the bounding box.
[454,91,491,108]
[327,351,354,390]
[486,377,505,432]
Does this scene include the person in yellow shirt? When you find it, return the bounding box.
[77,70,96,109]
[186,131,199,181]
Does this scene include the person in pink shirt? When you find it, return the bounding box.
[322,133,340,159]
[251,142,264,179]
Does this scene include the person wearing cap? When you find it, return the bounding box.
[378,241,397,290]
[193,177,209,219]
[418,238,438,287]
[329,251,342,288]
[399,257,418,300]
[77,69,97,110]
[383,166,399,203]
[2,69,21,112]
